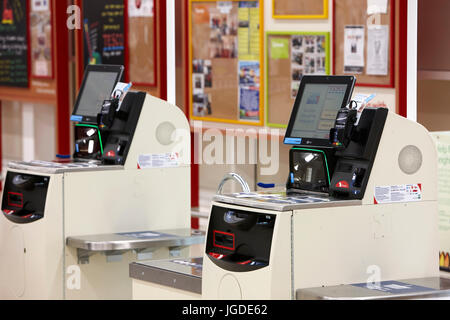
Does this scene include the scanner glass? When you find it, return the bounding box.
[290,149,329,193]
[74,126,102,159]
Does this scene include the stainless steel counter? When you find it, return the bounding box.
[297,277,450,300]
[66,229,205,264]
[8,160,123,174]
[214,192,361,212]
[130,258,203,294]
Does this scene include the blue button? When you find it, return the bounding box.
[71,115,83,122]
[284,138,302,145]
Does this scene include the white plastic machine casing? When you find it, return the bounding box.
[203,203,292,300]
[0,94,191,300]
[202,111,440,300]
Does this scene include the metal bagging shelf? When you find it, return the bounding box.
[66,229,205,264]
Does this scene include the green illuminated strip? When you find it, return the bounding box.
[292,148,331,185]
[75,124,104,155]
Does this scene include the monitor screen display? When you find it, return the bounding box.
[290,83,348,140]
[74,71,120,118]
[284,76,355,147]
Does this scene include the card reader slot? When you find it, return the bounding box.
[213,230,235,251]
[7,192,23,208]
[337,163,353,173]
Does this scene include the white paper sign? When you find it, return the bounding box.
[32,0,50,12]
[367,0,388,15]
[344,26,365,74]
[352,93,376,124]
[367,25,389,75]
[34,60,48,77]
[128,0,154,17]
[137,153,180,169]
[352,93,376,109]
[217,1,233,14]
[374,184,422,204]
[192,74,205,95]
[113,82,133,109]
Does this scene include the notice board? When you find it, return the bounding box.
[0,0,29,87]
[82,0,126,68]
[431,132,450,273]
[189,0,264,126]
[273,0,328,19]
[127,0,156,86]
[333,0,395,87]
[266,31,330,128]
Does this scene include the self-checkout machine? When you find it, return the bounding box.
[0,64,202,300]
[202,75,441,300]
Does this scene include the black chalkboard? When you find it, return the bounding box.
[83,0,125,68]
[0,0,29,88]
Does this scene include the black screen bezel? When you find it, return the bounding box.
[72,64,124,124]
[284,75,356,148]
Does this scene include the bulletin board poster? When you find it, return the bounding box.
[82,0,125,68]
[0,0,29,87]
[273,0,328,19]
[127,0,156,86]
[266,32,330,128]
[333,0,395,87]
[432,132,450,273]
[189,0,264,126]
[30,0,53,79]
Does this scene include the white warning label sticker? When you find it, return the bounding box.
[374,184,422,204]
[137,152,180,169]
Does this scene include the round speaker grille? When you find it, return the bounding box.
[398,145,423,175]
[155,122,176,146]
